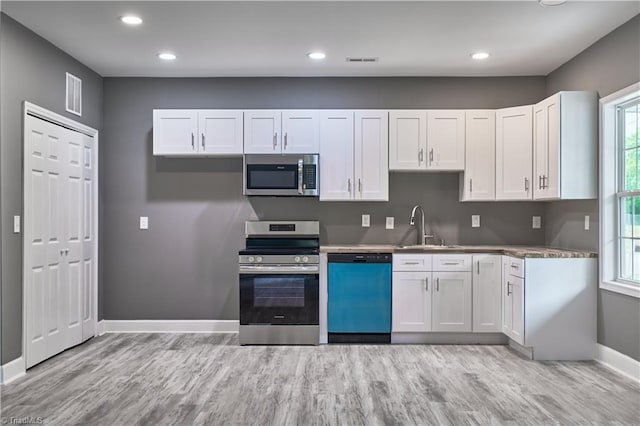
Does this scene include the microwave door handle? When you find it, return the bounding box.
[298,160,304,194]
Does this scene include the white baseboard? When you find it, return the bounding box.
[97,320,106,336]
[101,320,239,334]
[1,356,26,385]
[594,343,640,383]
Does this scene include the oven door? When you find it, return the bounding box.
[239,265,319,325]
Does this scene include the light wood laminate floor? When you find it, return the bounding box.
[1,333,639,425]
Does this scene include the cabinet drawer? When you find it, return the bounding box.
[432,254,472,272]
[393,254,432,271]
[505,257,525,278]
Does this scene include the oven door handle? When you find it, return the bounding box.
[239,265,319,274]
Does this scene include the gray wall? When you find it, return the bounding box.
[102,77,547,321]
[0,14,103,364]
[546,14,640,360]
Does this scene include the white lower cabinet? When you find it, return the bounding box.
[392,254,471,333]
[431,271,472,332]
[472,255,502,332]
[392,272,431,332]
[502,257,525,345]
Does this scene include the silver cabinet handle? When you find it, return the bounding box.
[202,133,205,150]
[436,277,440,291]
[191,133,195,150]
[358,178,362,193]
[477,262,480,275]
[65,249,69,255]
[442,262,459,265]
[539,175,542,190]
[429,148,434,164]
[60,249,64,256]
[404,261,420,265]
[419,148,424,163]
[507,281,512,296]
[425,277,429,291]
[284,132,288,149]
[511,264,518,269]
[273,132,278,150]
[543,175,548,189]
[469,179,473,193]
[524,177,529,192]
[347,178,351,193]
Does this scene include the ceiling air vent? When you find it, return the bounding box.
[65,72,82,116]
[346,57,379,63]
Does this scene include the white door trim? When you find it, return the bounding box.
[22,101,99,368]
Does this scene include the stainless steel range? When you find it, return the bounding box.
[239,221,320,345]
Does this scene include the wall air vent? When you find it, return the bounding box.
[346,57,379,63]
[65,72,82,116]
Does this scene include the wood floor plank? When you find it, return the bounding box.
[1,334,639,426]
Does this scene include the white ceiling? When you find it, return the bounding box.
[2,1,638,77]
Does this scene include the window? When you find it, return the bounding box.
[601,82,640,298]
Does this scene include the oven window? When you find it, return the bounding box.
[254,277,305,307]
[246,165,297,189]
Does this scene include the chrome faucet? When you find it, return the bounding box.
[410,205,434,246]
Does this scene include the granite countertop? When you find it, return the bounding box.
[320,244,597,259]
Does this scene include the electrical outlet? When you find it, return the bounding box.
[584,215,590,231]
[386,217,394,230]
[13,215,20,233]
[362,214,370,228]
[471,215,480,228]
[140,216,149,230]
[532,216,541,229]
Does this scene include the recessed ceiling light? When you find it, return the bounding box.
[157,52,177,61]
[307,52,326,60]
[120,15,143,25]
[471,52,490,60]
[538,0,567,6]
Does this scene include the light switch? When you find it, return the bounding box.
[584,215,590,231]
[386,217,395,230]
[471,215,480,228]
[140,216,149,230]
[362,214,370,228]
[13,215,20,233]
[532,216,541,229]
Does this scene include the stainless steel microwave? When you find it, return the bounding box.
[244,154,319,197]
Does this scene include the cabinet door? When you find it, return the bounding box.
[501,258,512,336]
[461,111,495,201]
[244,110,281,154]
[319,111,354,201]
[282,110,319,153]
[199,110,243,155]
[509,276,525,345]
[496,106,533,200]
[392,272,432,332]
[389,110,427,170]
[432,272,472,332]
[533,95,560,200]
[426,110,465,171]
[355,111,389,201]
[153,110,198,155]
[472,255,502,332]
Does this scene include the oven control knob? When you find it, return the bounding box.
[302,256,309,263]
[294,256,301,263]
[248,256,255,263]
[256,256,263,263]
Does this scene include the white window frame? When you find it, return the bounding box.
[600,82,640,299]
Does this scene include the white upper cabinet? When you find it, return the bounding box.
[355,110,389,201]
[496,105,533,200]
[319,110,355,201]
[533,91,597,200]
[244,110,282,154]
[460,110,496,201]
[199,110,244,155]
[389,111,427,170]
[282,110,320,153]
[245,110,319,154]
[154,110,243,156]
[320,110,388,201]
[426,110,466,171]
[153,110,199,156]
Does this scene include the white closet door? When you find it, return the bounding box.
[25,117,69,368]
[81,133,96,341]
